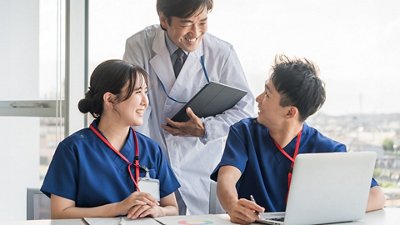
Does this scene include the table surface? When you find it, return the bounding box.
[7,207,400,225]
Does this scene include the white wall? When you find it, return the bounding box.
[0,0,41,220]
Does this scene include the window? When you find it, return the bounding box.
[0,0,86,220]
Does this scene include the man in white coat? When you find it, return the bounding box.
[123,0,255,215]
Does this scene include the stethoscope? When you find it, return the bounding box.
[89,124,141,191]
[159,55,209,104]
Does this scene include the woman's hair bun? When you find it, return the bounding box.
[78,98,92,114]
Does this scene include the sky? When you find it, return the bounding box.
[40,0,400,116]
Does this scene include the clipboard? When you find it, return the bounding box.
[171,82,247,122]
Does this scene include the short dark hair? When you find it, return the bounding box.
[78,59,148,118]
[270,55,326,121]
[157,0,213,22]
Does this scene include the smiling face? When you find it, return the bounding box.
[160,7,208,52]
[256,80,290,128]
[113,73,149,127]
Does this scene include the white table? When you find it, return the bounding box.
[7,208,400,225]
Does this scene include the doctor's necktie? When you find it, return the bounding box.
[173,48,187,78]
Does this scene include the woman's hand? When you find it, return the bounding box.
[126,204,165,219]
[118,192,159,216]
[124,191,178,219]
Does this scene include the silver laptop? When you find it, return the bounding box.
[257,151,377,225]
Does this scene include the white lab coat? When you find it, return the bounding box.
[123,25,255,214]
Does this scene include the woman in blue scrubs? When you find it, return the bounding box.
[211,55,386,224]
[41,59,180,219]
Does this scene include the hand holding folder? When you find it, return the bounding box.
[171,82,247,122]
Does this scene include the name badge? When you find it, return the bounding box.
[138,167,160,201]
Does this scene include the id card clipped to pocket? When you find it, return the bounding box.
[138,168,160,201]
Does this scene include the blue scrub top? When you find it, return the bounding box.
[41,119,180,208]
[211,118,378,212]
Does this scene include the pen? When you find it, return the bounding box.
[250,195,260,216]
[250,195,256,203]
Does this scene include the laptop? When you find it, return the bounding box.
[257,151,377,225]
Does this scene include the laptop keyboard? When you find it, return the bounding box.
[269,217,285,222]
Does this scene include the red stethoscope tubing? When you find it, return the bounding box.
[272,130,302,195]
[89,124,141,191]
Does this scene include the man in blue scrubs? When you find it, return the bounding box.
[210,55,386,224]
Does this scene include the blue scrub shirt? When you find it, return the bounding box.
[41,119,180,208]
[211,118,378,212]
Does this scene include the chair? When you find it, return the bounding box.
[209,181,225,214]
[27,188,51,220]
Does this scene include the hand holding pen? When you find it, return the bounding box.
[226,196,265,224]
[250,195,263,218]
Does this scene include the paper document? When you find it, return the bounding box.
[83,217,160,225]
[155,214,235,225]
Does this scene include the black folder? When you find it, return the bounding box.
[171,82,247,122]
